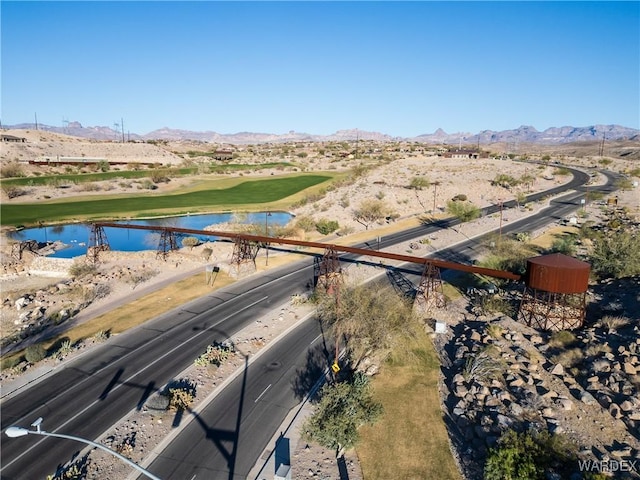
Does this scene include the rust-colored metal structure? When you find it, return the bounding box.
[414,262,446,311]
[11,240,39,260]
[518,253,590,331]
[314,247,343,293]
[156,228,179,260]
[87,224,110,264]
[91,222,522,281]
[229,236,260,274]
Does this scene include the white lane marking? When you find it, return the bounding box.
[254,384,272,403]
[1,296,269,472]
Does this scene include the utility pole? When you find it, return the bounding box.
[34,112,38,130]
[121,117,125,143]
[599,133,605,157]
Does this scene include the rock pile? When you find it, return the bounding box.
[436,314,640,479]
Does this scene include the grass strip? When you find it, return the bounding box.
[0,163,296,186]
[1,174,332,225]
[357,328,461,480]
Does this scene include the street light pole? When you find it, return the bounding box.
[5,419,162,480]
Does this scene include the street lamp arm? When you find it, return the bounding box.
[4,427,161,480]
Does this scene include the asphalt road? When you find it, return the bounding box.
[0,165,611,479]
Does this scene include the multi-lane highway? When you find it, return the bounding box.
[1,166,614,479]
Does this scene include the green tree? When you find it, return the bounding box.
[302,372,383,456]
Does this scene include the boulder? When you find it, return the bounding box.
[550,364,564,376]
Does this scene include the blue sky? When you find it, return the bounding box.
[2,1,638,136]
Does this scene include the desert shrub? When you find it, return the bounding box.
[553,167,571,176]
[590,230,640,279]
[551,348,584,369]
[550,236,577,256]
[337,226,355,236]
[491,174,520,188]
[462,346,504,383]
[167,378,197,411]
[295,215,316,232]
[315,219,339,235]
[548,330,577,348]
[68,261,98,278]
[446,200,480,222]
[0,162,25,178]
[486,323,504,339]
[484,430,578,480]
[598,315,630,332]
[55,340,74,359]
[97,160,110,172]
[409,176,430,190]
[25,343,47,364]
[150,170,171,183]
[2,185,28,199]
[451,193,468,202]
[181,236,200,249]
[93,330,110,342]
[473,295,515,317]
[194,342,234,367]
[76,182,101,192]
[201,247,213,261]
[126,268,158,288]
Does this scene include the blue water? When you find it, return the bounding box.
[8,212,293,259]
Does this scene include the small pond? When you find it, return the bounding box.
[7,212,294,258]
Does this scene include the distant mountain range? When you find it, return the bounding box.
[5,121,638,145]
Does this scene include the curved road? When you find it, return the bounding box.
[1,166,614,479]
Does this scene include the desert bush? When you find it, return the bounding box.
[201,247,213,261]
[409,176,430,190]
[446,200,480,222]
[126,268,158,288]
[150,170,171,183]
[55,340,74,359]
[491,174,520,189]
[353,199,390,230]
[550,236,577,256]
[590,230,640,279]
[0,162,25,178]
[484,430,579,480]
[598,315,630,332]
[473,295,515,317]
[68,261,98,278]
[2,185,28,199]
[462,346,505,383]
[194,342,234,367]
[76,182,102,192]
[167,378,197,411]
[451,193,468,202]
[181,236,200,249]
[486,323,504,339]
[97,160,110,172]
[25,343,47,364]
[548,330,577,348]
[315,219,339,235]
[551,348,584,369]
[295,215,316,232]
[93,330,110,342]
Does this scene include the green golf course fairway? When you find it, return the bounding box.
[1,174,332,226]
